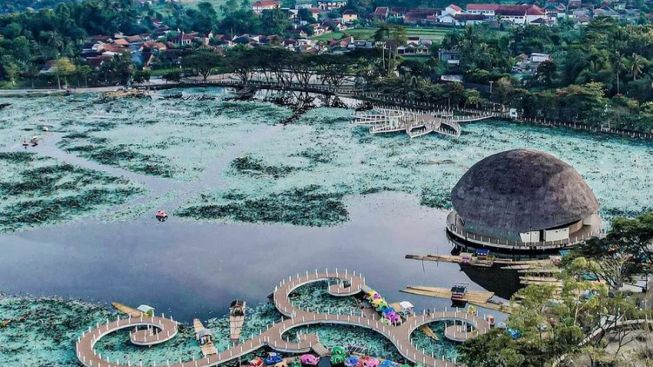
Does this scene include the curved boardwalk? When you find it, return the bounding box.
[76,270,491,367]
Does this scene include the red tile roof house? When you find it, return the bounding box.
[465,4,546,24]
[252,0,280,14]
[495,5,546,24]
[389,7,406,17]
[171,32,196,46]
[444,3,463,15]
[373,6,389,20]
[404,8,440,24]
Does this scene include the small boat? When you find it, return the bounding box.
[229,299,246,342]
[330,346,346,365]
[357,356,379,367]
[155,210,168,222]
[30,136,39,147]
[344,356,359,367]
[450,284,467,302]
[300,355,319,366]
[193,319,217,356]
[265,353,283,365]
[22,139,29,149]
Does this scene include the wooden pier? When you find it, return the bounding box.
[401,286,494,304]
[406,254,554,268]
[76,269,492,367]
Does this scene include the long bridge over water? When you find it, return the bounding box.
[76,270,491,367]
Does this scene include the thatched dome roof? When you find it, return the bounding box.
[451,149,599,239]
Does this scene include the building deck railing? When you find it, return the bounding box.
[446,211,601,250]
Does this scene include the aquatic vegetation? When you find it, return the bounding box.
[1,89,652,231]
[410,323,460,362]
[285,324,403,361]
[60,139,179,178]
[175,186,348,226]
[231,155,296,178]
[0,280,446,366]
[0,152,142,232]
[288,282,360,315]
[0,294,113,366]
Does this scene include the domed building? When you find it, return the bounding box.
[447,149,601,251]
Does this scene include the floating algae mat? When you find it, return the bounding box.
[1,89,653,231]
[0,152,142,232]
[0,294,113,366]
[176,106,653,226]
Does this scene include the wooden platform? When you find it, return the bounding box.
[406,254,553,268]
[111,302,143,317]
[401,286,494,304]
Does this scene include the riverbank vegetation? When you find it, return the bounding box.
[2,1,653,131]
[459,212,653,367]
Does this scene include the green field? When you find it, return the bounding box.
[150,0,232,16]
[312,26,452,43]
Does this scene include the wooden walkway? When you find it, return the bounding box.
[353,107,499,139]
[76,269,491,367]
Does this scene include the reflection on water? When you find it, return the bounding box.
[0,192,506,321]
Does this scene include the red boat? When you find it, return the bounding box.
[155,210,168,222]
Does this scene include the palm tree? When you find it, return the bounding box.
[630,53,645,81]
[611,51,625,95]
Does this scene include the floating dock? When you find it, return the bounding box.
[111,302,144,317]
[401,286,494,304]
[229,300,246,342]
[401,286,516,314]
[406,254,554,268]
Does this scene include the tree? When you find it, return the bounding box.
[54,57,76,89]
[162,70,181,83]
[629,53,647,81]
[182,49,222,81]
[580,211,653,279]
[458,329,526,367]
[260,8,290,35]
[536,60,556,88]
[132,69,150,84]
[0,55,19,86]
[495,77,514,105]
[76,65,92,88]
[611,51,626,94]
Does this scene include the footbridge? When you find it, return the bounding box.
[353,107,500,138]
[76,270,491,367]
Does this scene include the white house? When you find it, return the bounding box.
[443,3,463,16]
[317,0,346,10]
[252,0,280,14]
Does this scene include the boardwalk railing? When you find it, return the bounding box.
[155,77,652,140]
[76,269,491,367]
